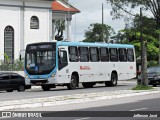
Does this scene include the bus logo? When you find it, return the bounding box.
[35,66,39,71]
[80,66,91,70]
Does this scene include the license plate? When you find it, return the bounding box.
[36,82,42,85]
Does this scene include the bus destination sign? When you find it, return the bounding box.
[28,44,54,50]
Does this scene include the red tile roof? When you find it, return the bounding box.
[52,1,80,13]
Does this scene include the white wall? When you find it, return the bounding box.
[0,6,21,60]
[0,0,52,60]
[24,8,52,47]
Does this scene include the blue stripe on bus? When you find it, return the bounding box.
[56,41,134,48]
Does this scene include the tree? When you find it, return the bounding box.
[110,31,126,43]
[106,0,160,29]
[106,0,160,86]
[83,23,115,43]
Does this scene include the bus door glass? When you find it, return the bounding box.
[58,49,68,70]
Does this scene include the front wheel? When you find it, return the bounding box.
[42,86,51,91]
[67,75,77,90]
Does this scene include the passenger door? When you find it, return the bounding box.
[58,47,69,83]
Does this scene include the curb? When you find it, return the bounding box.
[0,88,160,110]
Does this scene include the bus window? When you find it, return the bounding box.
[100,48,109,62]
[90,47,99,62]
[69,47,78,62]
[79,47,89,62]
[110,48,118,62]
[119,48,127,62]
[127,49,134,62]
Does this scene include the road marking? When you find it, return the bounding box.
[74,117,90,120]
[130,108,148,111]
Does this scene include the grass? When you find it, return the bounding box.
[132,84,153,90]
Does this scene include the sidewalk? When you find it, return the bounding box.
[0,86,160,111]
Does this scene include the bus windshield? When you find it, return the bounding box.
[25,43,56,75]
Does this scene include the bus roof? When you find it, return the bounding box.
[26,41,134,49]
[56,41,134,49]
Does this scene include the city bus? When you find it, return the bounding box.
[24,41,136,91]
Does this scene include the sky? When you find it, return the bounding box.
[69,0,126,41]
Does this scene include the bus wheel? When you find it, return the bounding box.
[82,83,94,88]
[67,75,77,90]
[105,73,117,86]
[42,86,50,91]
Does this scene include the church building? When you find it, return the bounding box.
[0,0,80,60]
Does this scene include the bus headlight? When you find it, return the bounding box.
[52,74,55,77]
[25,75,28,79]
[154,76,160,80]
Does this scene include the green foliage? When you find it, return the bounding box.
[0,59,24,71]
[3,53,10,62]
[132,84,153,90]
[147,61,158,67]
[83,23,115,43]
[106,0,160,28]
[118,15,159,64]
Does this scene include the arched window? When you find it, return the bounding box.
[30,16,39,29]
[4,26,14,61]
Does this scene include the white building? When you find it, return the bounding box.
[0,0,80,60]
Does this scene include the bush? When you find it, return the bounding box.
[147,61,158,67]
[132,84,153,90]
[0,59,24,71]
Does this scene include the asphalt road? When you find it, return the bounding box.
[2,91,160,120]
[0,80,136,101]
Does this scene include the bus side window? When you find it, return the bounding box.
[100,48,109,62]
[90,47,99,62]
[110,48,118,62]
[127,49,134,62]
[69,47,78,62]
[58,50,68,70]
[79,47,89,62]
[119,48,127,62]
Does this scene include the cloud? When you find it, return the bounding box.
[69,0,125,41]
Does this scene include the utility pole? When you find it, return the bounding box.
[102,3,104,43]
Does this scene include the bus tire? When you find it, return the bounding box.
[67,75,77,90]
[82,83,94,88]
[42,86,50,91]
[105,73,117,86]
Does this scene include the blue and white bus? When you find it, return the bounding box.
[24,41,136,91]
